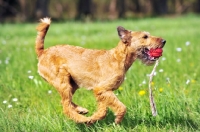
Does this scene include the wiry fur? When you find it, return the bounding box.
[35,18,166,124]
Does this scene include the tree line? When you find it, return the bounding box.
[0,0,200,22]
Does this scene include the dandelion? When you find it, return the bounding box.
[159,88,163,92]
[151,82,155,86]
[190,63,194,67]
[185,41,190,46]
[8,104,12,108]
[48,90,52,94]
[159,69,164,72]
[118,87,123,91]
[186,79,190,85]
[28,76,34,79]
[191,79,196,83]
[184,90,188,94]
[3,100,7,104]
[176,48,182,52]
[12,98,18,102]
[138,90,146,96]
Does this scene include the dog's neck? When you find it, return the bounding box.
[110,41,137,71]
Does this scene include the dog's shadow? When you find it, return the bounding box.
[76,110,199,131]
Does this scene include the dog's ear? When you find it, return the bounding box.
[117,26,132,44]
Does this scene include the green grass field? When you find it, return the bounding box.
[0,15,200,132]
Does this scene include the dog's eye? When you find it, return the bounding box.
[143,35,148,39]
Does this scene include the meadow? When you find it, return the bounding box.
[0,15,200,132]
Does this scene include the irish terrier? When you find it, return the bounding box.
[35,18,166,124]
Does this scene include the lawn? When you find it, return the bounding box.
[0,15,200,132]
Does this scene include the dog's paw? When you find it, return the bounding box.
[75,106,89,115]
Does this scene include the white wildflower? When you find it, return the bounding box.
[159,69,164,72]
[2,40,6,45]
[12,98,18,102]
[142,80,146,84]
[177,59,181,62]
[81,41,85,45]
[48,90,52,94]
[28,76,34,79]
[3,100,7,104]
[8,104,12,108]
[24,41,28,45]
[27,70,31,73]
[176,48,182,52]
[162,57,166,61]
[186,79,190,85]
[185,41,190,46]
[153,72,157,76]
[34,79,38,85]
[5,59,9,64]
[166,77,170,83]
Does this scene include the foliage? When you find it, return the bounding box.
[1,0,200,22]
[0,15,200,131]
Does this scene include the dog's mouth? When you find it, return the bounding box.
[144,48,163,61]
[138,47,163,65]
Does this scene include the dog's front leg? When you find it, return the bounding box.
[91,88,126,124]
[105,91,126,124]
[88,90,108,124]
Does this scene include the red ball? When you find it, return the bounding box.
[149,48,163,57]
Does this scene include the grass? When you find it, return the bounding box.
[0,15,200,131]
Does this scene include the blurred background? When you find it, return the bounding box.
[1,0,200,22]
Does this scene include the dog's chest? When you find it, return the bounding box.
[111,73,125,90]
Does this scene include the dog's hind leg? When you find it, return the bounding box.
[70,81,89,115]
[53,68,90,123]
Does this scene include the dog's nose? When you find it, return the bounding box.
[161,39,166,48]
[162,39,166,45]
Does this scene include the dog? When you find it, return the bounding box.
[35,18,166,124]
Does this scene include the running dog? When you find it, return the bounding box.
[35,18,166,124]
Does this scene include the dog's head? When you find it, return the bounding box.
[117,26,166,65]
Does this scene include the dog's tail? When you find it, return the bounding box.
[35,17,51,57]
